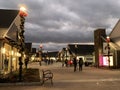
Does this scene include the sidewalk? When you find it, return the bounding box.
[28,62,120,83]
[1,61,120,87]
[0,62,60,86]
[0,62,120,90]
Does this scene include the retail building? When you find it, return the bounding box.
[0,9,26,74]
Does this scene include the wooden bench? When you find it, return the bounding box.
[40,70,53,85]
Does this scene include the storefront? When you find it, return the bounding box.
[0,43,21,73]
[94,20,120,68]
[0,9,27,74]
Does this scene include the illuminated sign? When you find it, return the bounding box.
[103,56,113,66]
[99,55,113,66]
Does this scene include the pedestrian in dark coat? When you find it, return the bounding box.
[25,57,29,69]
[73,57,77,72]
[65,59,68,67]
[78,58,83,71]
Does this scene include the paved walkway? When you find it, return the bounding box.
[1,62,120,90]
[28,62,120,84]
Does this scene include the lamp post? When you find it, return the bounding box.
[18,6,27,82]
[65,48,67,60]
[39,44,43,61]
[106,36,110,68]
[75,44,78,58]
[40,44,43,51]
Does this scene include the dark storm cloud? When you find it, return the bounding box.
[0,0,120,51]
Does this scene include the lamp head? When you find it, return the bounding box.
[19,6,27,17]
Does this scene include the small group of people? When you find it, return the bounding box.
[62,59,73,67]
[73,57,83,72]
[44,59,54,65]
[62,57,84,72]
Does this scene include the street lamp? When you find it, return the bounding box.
[18,6,27,82]
[39,44,43,61]
[75,44,78,58]
[65,48,68,60]
[19,6,27,17]
[39,44,43,51]
[106,36,110,68]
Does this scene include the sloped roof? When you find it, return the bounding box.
[109,19,120,38]
[109,19,120,47]
[43,51,58,57]
[0,28,7,38]
[62,47,73,55]
[68,44,94,55]
[0,9,19,28]
[0,9,19,38]
[109,42,120,50]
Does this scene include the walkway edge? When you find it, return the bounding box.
[0,82,41,86]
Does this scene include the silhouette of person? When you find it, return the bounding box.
[39,61,42,66]
[73,57,77,72]
[25,57,29,69]
[65,59,68,67]
[78,58,83,71]
[4,58,8,70]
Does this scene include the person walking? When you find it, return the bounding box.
[73,57,77,72]
[39,60,42,66]
[25,57,29,69]
[62,60,65,67]
[65,59,68,67]
[78,58,83,71]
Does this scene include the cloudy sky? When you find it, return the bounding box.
[0,0,120,51]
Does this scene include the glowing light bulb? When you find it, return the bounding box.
[19,6,27,17]
[20,6,26,12]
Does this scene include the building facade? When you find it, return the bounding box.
[94,20,120,68]
[0,9,26,74]
[59,44,95,66]
[94,29,106,67]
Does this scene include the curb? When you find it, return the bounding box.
[0,82,41,86]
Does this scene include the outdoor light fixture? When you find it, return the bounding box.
[1,48,5,54]
[75,44,78,58]
[39,44,43,61]
[17,52,21,57]
[19,6,27,17]
[106,36,110,43]
[106,36,110,68]
[66,48,68,60]
[40,44,43,49]
[9,50,14,56]
[18,6,27,82]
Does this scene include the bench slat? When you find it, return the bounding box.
[41,69,53,85]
